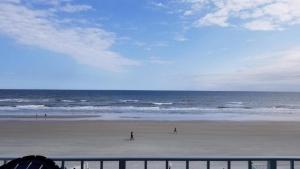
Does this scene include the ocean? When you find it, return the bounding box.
[0,89,300,121]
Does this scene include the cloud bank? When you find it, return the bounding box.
[189,48,300,91]
[0,0,138,71]
[180,0,300,31]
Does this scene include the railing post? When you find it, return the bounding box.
[81,161,84,169]
[248,161,252,169]
[290,160,294,169]
[166,160,169,169]
[61,160,65,169]
[227,161,231,169]
[268,160,277,169]
[186,160,189,169]
[100,161,103,169]
[207,161,210,169]
[119,160,126,169]
[144,160,147,169]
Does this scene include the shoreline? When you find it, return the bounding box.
[2,116,300,122]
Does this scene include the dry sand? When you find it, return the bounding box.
[0,120,300,157]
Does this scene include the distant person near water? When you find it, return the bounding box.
[44,113,47,120]
[130,131,134,141]
[173,127,177,134]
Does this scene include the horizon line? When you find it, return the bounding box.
[0,88,299,93]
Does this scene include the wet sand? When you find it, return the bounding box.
[0,120,300,157]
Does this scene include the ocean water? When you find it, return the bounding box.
[0,90,300,121]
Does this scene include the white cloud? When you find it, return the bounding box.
[2,0,21,3]
[183,10,193,16]
[0,1,138,71]
[174,33,188,42]
[181,0,207,15]
[29,0,92,13]
[30,0,70,6]
[54,3,92,13]
[188,48,300,91]
[148,56,172,65]
[179,0,300,31]
[244,19,279,31]
[151,2,167,8]
[197,9,229,27]
[133,40,168,50]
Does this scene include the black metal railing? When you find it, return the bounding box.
[1,157,299,169]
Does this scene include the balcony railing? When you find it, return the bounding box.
[1,157,300,169]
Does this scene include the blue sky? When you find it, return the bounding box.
[0,0,300,91]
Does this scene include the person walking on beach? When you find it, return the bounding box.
[44,113,47,120]
[130,131,134,141]
[173,127,177,134]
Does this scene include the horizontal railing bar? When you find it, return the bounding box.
[38,157,300,161]
[1,157,300,161]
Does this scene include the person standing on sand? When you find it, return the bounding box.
[44,113,47,120]
[130,131,134,141]
[173,127,177,134]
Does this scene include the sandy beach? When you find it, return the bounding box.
[0,120,300,157]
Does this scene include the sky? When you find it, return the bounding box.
[0,0,300,91]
